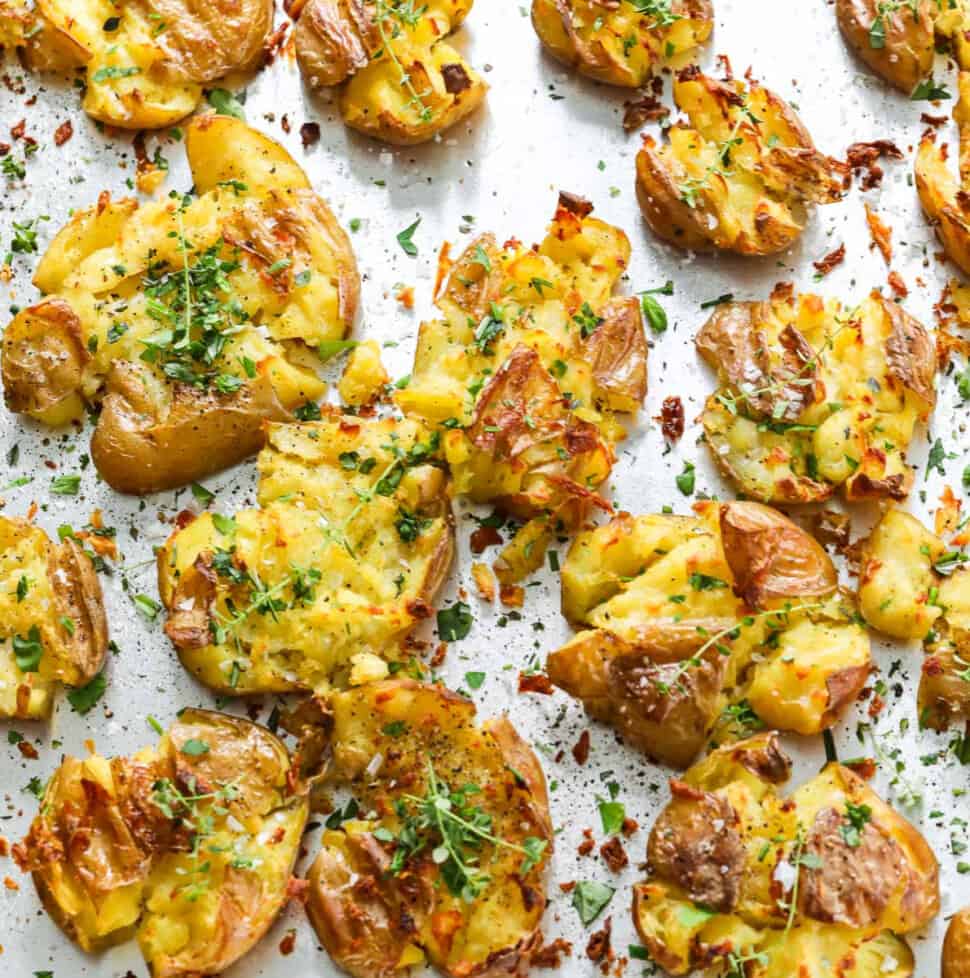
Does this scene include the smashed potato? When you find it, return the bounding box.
[13,709,307,976]
[837,0,970,93]
[2,0,273,128]
[157,412,453,695]
[2,115,359,494]
[697,288,935,505]
[0,517,108,719]
[944,907,970,978]
[857,508,970,731]
[634,733,939,977]
[531,0,713,88]
[916,71,970,276]
[548,501,870,767]
[304,679,552,978]
[396,192,646,583]
[294,0,487,145]
[636,68,849,255]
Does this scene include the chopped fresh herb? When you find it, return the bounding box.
[641,294,668,334]
[676,460,696,495]
[67,672,107,714]
[190,482,215,504]
[839,802,872,848]
[572,880,615,925]
[293,401,322,421]
[147,715,165,735]
[573,301,603,338]
[134,593,161,622]
[689,572,727,591]
[13,625,43,672]
[926,438,946,477]
[180,738,210,756]
[396,217,421,256]
[597,796,625,835]
[912,77,950,101]
[319,339,359,361]
[212,513,237,536]
[382,720,408,737]
[437,601,473,642]
[91,65,141,83]
[207,87,246,119]
[700,293,734,309]
[465,671,486,690]
[51,474,81,495]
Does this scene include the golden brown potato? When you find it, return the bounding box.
[856,508,970,731]
[916,71,970,276]
[633,733,938,977]
[636,68,849,255]
[531,0,713,88]
[1,115,359,494]
[944,907,970,978]
[0,517,109,719]
[837,0,970,92]
[304,679,552,978]
[697,287,935,505]
[157,412,454,695]
[294,0,487,145]
[5,0,273,128]
[13,709,307,975]
[548,501,870,767]
[396,192,646,584]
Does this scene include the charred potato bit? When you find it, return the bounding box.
[1,115,359,494]
[857,508,970,731]
[547,501,869,767]
[13,709,307,976]
[634,733,939,977]
[396,193,647,583]
[837,0,970,93]
[916,71,970,276]
[294,0,487,145]
[0,517,109,719]
[636,69,849,255]
[157,412,454,695]
[2,0,273,128]
[305,678,552,978]
[531,0,713,89]
[697,288,935,505]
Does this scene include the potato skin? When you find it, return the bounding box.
[944,907,970,978]
[636,70,848,256]
[91,362,292,495]
[836,0,935,92]
[305,679,552,978]
[531,0,713,88]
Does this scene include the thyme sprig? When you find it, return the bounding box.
[374,0,434,124]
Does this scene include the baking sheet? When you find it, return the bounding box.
[0,1,967,975]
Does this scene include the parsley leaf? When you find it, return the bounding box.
[572,880,615,925]
[396,217,421,256]
[437,601,473,642]
[67,672,107,714]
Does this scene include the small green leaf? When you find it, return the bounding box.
[180,738,210,756]
[133,593,161,622]
[212,514,237,536]
[396,217,421,256]
[190,482,214,505]
[677,904,715,928]
[641,294,667,334]
[67,672,107,714]
[382,720,408,737]
[13,625,43,672]
[597,796,625,835]
[437,601,473,642]
[465,671,486,690]
[208,87,246,119]
[676,460,696,496]
[318,339,359,362]
[51,474,81,495]
[572,880,615,925]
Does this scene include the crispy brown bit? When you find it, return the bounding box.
[532,937,573,968]
[53,120,73,146]
[264,21,289,64]
[812,243,846,277]
[470,525,502,553]
[519,672,554,695]
[557,191,593,218]
[572,729,591,765]
[621,817,638,837]
[657,396,685,443]
[586,917,612,963]
[299,122,321,148]
[10,118,25,140]
[888,270,908,298]
[811,509,851,552]
[441,63,472,95]
[622,94,669,133]
[921,113,947,128]
[864,204,892,263]
[500,584,525,607]
[578,828,595,856]
[846,140,903,190]
[844,757,877,780]
[17,741,38,760]
[599,836,628,872]
[279,928,297,955]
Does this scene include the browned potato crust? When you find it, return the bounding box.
[944,907,970,978]
[531,0,714,88]
[633,734,939,977]
[636,69,849,256]
[294,0,487,145]
[697,288,935,505]
[916,72,970,276]
[0,517,109,719]
[1,115,359,494]
[305,679,552,978]
[548,501,870,767]
[13,710,307,975]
